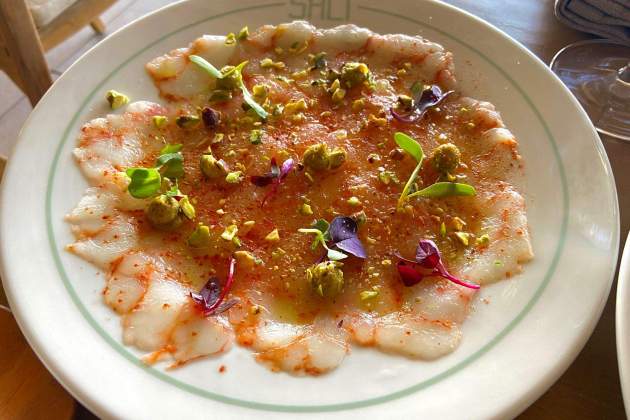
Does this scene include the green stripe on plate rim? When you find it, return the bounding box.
[44,2,569,413]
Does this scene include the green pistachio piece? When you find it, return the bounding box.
[216,65,240,90]
[221,224,238,241]
[299,203,313,215]
[178,196,195,220]
[200,154,229,179]
[176,114,200,129]
[397,94,414,110]
[476,234,490,246]
[331,87,346,103]
[225,32,236,45]
[359,290,379,301]
[225,171,243,183]
[188,224,211,247]
[250,129,264,145]
[306,261,344,298]
[340,62,371,88]
[347,196,361,206]
[453,231,470,246]
[264,229,280,242]
[328,147,347,169]
[106,90,129,109]
[209,89,233,103]
[237,26,249,41]
[152,115,168,128]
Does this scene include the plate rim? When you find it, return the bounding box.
[1,0,619,417]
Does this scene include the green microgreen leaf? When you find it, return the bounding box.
[408,182,476,199]
[327,249,348,261]
[312,219,331,240]
[394,132,424,162]
[189,55,222,79]
[395,132,425,209]
[156,145,184,179]
[125,168,161,198]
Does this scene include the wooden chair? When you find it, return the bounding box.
[0,0,117,106]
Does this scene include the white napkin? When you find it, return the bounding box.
[555,0,630,43]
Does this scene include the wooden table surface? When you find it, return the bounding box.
[1,0,627,418]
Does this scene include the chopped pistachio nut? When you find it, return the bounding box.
[440,221,447,237]
[397,95,414,110]
[353,210,367,226]
[352,98,366,111]
[212,133,225,144]
[251,84,268,101]
[200,153,229,179]
[291,69,309,80]
[234,250,259,267]
[271,247,286,259]
[367,153,381,163]
[284,98,308,115]
[453,231,470,246]
[451,216,466,231]
[225,32,236,44]
[188,223,211,248]
[176,114,200,129]
[378,169,400,185]
[331,87,346,103]
[264,228,280,242]
[360,290,379,301]
[179,196,196,220]
[152,115,168,128]
[328,147,347,169]
[306,261,344,298]
[430,143,461,176]
[302,143,329,171]
[106,90,129,109]
[225,171,244,183]
[260,58,286,70]
[309,52,327,69]
[397,68,407,77]
[476,234,490,246]
[209,89,233,103]
[340,62,371,88]
[299,203,313,215]
[367,114,387,127]
[381,259,392,266]
[250,129,264,145]
[237,26,249,41]
[241,220,256,234]
[221,224,238,241]
[347,196,362,206]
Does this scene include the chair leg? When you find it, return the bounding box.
[0,0,52,106]
[89,17,106,34]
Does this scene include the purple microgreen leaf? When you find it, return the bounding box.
[395,239,480,290]
[191,257,238,316]
[397,261,424,286]
[335,236,367,259]
[280,158,295,180]
[415,239,442,269]
[390,84,454,123]
[329,216,358,242]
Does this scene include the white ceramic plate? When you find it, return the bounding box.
[617,233,630,417]
[0,0,619,418]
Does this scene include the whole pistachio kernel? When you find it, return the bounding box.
[188,223,211,247]
[306,261,344,298]
[106,90,129,109]
[328,147,347,169]
[431,143,461,175]
[200,153,229,179]
[302,143,330,171]
[146,194,181,229]
[176,114,200,129]
[340,62,371,88]
[237,26,249,41]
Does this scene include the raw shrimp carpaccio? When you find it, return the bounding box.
[67,22,533,375]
